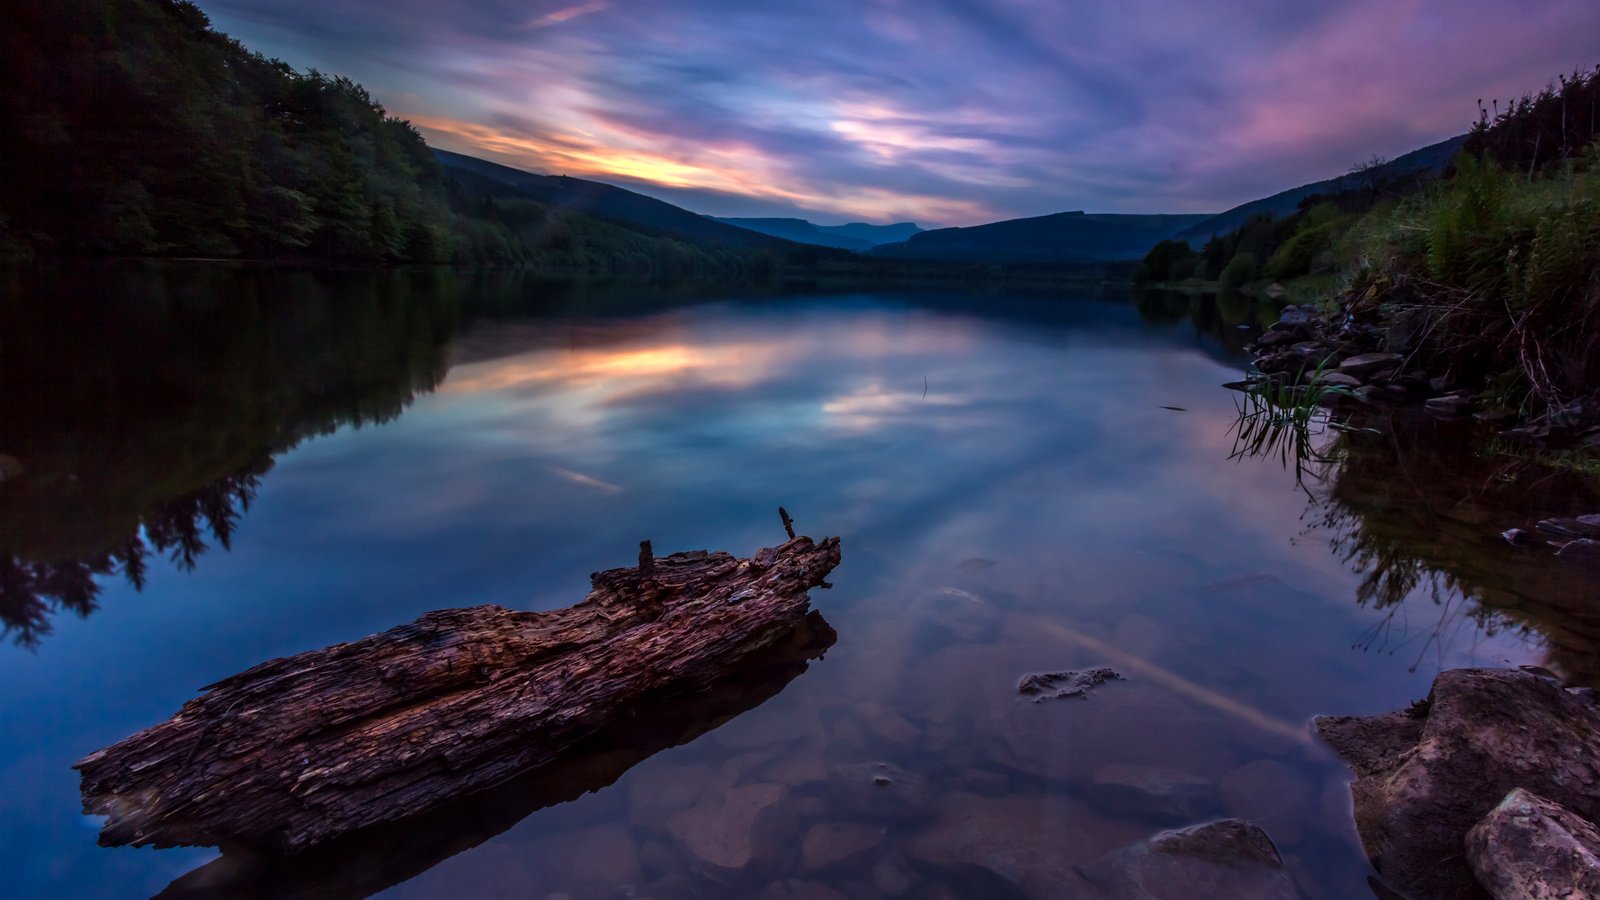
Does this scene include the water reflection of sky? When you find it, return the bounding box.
[0,290,1544,899]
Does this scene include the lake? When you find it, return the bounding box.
[2,265,1593,899]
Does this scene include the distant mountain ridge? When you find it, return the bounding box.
[434,149,805,252]
[870,211,1213,264]
[711,217,923,251]
[1174,135,1467,245]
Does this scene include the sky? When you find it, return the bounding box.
[206,0,1600,228]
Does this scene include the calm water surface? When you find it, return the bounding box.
[2,268,1592,899]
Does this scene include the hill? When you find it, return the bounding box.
[1172,135,1467,245]
[869,211,1213,264]
[434,150,806,253]
[711,217,923,251]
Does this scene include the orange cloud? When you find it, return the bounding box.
[408,112,996,224]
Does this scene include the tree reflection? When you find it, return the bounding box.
[0,265,461,646]
[1299,414,1600,684]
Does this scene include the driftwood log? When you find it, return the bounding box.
[77,535,842,855]
[157,611,837,900]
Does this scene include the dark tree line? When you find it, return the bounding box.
[0,0,452,261]
[0,0,781,274]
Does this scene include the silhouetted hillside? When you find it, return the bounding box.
[434,150,809,253]
[870,211,1211,264]
[1173,135,1466,245]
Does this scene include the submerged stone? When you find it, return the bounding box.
[1017,666,1124,702]
[1075,818,1302,900]
[1088,764,1216,824]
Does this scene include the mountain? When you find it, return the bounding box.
[869,211,1213,264]
[711,217,923,251]
[434,150,807,252]
[1173,135,1467,245]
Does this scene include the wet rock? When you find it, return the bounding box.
[665,783,796,883]
[1255,329,1300,348]
[1219,760,1312,847]
[1315,371,1363,389]
[800,822,883,875]
[1556,539,1600,563]
[1089,764,1216,825]
[1272,306,1318,330]
[1337,352,1403,380]
[1501,527,1535,546]
[1427,374,1454,393]
[904,793,1115,899]
[1075,818,1302,900]
[1314,668,1600,899]
[1466,788,1600,900]
[1537,514,1600,541]
[1424,395,1473,418]
[1351,385,1393,406]
[1254,350,1312,376]
[1017,666,1123,702]
[829,762,936,822]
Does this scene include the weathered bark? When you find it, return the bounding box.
[156,611,837,900]
[76,535,842,855]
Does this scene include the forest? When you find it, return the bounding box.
[0,0,783,274]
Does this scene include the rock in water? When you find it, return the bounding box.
[1075,818,1302,899]
[76,536,841,854]
[666,782,796,883]
[1017,666,1123,701]
[1315,668,1600,899]
[1466,789,1600,900]
[1088,765,1216,825]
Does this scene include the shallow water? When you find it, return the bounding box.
[1,267,1589,899]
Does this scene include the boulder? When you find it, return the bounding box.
[1088,764,1215,825]
[1315,668,1600,899]
[1466,788,1600,900]
[1337,352,1403,380]
[1075,818,1302,899]
[665,782,796,883]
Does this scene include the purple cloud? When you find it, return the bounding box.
[206,0,1600,226]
